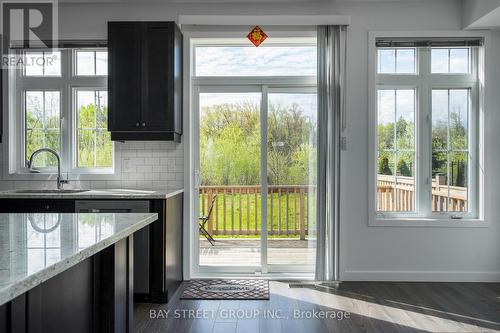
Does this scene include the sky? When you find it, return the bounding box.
[196,44,317,120]
[195,45,316,77]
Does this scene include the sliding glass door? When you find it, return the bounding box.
[195,86,317,275]
[266,89,317,272]
[197,89,262,270]
[191,35,317,276]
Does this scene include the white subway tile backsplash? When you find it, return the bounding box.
[137,150,153,158]
[106,180,122,188]
[128,173,145,181]
[0,141,185,191]
[136,165,153,173]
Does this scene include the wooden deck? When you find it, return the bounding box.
[199,239,316,266]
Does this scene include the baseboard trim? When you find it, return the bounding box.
[342,270,500,282]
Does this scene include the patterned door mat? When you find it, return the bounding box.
[180,279,269,300]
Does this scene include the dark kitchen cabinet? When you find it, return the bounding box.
[1,34,3,143]
[108,23,142,132]
[108,22,182,142]
[0,199,75,213]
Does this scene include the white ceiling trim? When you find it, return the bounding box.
[178,15,351,26]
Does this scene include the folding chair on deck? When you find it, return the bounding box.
[199,195,217,246]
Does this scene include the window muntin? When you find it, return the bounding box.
[24,51,61,77]
[195,45,317,77]
[16,48,112,174]
[377,89,416,212]
[75,50,108,76]
[431,89,469,212]
[76,90,112,168]
[431,48,470,74]
[25,90,61,168]
[377,48,416,74]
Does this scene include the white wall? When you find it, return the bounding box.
[1,0,499,281]
[462,0,500,29]
[336,1,500,282]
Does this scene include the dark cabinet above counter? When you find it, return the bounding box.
[108,22,183,142]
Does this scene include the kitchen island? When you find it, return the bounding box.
[0,189,184,304]
[0,212,158,333]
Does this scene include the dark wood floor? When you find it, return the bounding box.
[134,281,500,333]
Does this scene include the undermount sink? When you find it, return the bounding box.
[11,189,90,194]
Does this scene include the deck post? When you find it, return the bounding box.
[299,189,305,240]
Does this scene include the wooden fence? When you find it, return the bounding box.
[199,185,314,239]
[377,175,467,212]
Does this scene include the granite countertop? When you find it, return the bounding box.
[0,188,184,199]
[0,212,158,305]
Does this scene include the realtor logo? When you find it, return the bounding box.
[1,0,58,68]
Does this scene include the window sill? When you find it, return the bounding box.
[3,170,118,181]
[369,217,487,228]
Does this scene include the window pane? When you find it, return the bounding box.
[449,152,468,211]
[377,151,395,210]
[378,49,395,73]
[432,90,449,150]
[395,90,415,150]
[377,89,416,212]
[25,91,60,168]
[77,91,96,128]
[76,90,112,168]
[432,89,470,212]
[24,52,44,76]
[431,49,449,73]
[432,48,470,74]
[96,91,108,128]
[396,49,415,73]
[449,48,469,73]
[96,131,112,167]
[44,91,60,129]
[267,92,317,268]
[78,129,95,167]
[76,51,95,75]
[25,91,44,129]
[396,151,415,211]
[449,89,468,150]
[378,49,416,74]
[432,151,449,211]
[24,52,61,76]
[44,52,61,76]
[377,90,395,150]
[95,52,108,75]
[195,45,317,76]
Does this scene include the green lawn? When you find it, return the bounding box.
[199,191,315,238]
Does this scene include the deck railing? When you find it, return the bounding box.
[200,177,468,238]
[199,185,314,239]
[377,175,467,212]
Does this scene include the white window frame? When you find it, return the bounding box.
[5,47,117,180]
[368,31,486,227]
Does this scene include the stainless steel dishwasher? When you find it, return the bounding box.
[75,200,151,294]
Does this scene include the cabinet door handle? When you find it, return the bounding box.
[142,122,146,127]
[136,122,140,127]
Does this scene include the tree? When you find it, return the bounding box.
[378,156,392,175]
[199,100,316,186]
[397,159,411,177]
